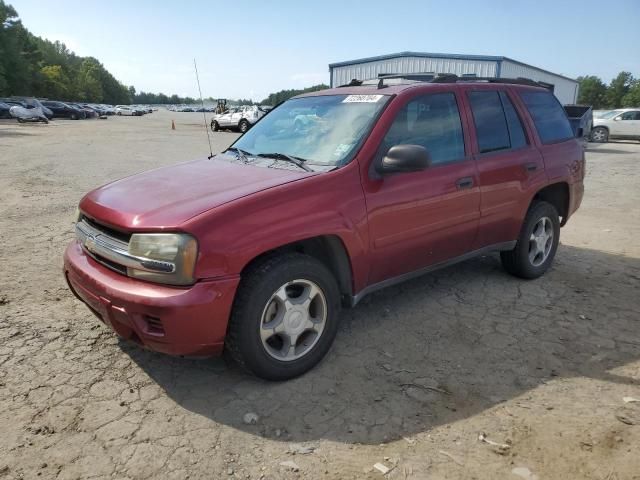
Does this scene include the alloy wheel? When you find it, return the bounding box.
[259,279,327,361]
[528,216,554,266]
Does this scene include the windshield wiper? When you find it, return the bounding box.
[225,147,252,163]
[256,152,313,172]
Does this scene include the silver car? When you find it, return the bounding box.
[591,108,640,142]
[210,105,266,133]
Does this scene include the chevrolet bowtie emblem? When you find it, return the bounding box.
[85,237,97,253]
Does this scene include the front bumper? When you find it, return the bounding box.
[63,240,240,356]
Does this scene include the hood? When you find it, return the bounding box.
[80,156,313,230]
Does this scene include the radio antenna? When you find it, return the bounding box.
[193,58,214,159]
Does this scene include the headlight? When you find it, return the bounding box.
[127,233,198,286]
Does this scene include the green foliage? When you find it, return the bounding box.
[0,0,130,103]
[576,73,638,109]
[576,76,607,109]
[40,65,70,99]
[131,91,196,104]
[259,84,330,106]
[605,71,634,109]
[622,80,640,108]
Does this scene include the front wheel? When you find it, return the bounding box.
[501,201,560,279]
[225,253,340,380]
[238,119,249,133]
[70,113,78,120]
[590,127,608,143]
[211,120,219,132]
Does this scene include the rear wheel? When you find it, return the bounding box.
[225,253,340,380]
[238,119,249,133]
[591,127,608,143]
[500,201,560,279]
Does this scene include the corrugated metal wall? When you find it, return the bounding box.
[331,55,579,105]
[331,56,498,87]
[499,60,578,104]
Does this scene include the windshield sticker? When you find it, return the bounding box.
[342,95,384,103]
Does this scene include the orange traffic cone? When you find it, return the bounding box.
[171,120,175,130]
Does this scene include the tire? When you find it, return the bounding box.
[238,119,249,133]
[590,126,608,143]
[70,113,78,120]
[500,201,560,279]
[225,252,341,380]
[117,112,121,116]
[17,118,25,123]
[211,120,219,132]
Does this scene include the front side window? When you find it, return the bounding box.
[232,94,390,167]
[381,92,465,165]
[520,91,574,144]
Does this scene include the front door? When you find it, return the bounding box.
[363,91,481,285]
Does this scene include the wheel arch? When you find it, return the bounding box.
[238,235,354,306]
[532,182,570,226]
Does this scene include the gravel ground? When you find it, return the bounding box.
[0,111,639,480]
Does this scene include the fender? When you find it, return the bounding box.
[183,162,371,292]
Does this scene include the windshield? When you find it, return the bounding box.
[600,110,622,119]
[231,94,390,167]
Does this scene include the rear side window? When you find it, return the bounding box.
[382,92,465,165]
[499,92,527,149]
[620,111,640,120]
[468,91,510,153]
[520,91,574,144]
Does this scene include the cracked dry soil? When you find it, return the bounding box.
[1,113,639,480]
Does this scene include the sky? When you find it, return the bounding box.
[10,0,640,101]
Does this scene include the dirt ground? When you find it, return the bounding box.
[1,111,639,480]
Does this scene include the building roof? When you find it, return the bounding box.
[328,51,578,83]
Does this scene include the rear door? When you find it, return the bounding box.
[362,90,481,285]
[462,87,547,248]
[617,110,640,137]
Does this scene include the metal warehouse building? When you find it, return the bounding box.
[329,52,579,105]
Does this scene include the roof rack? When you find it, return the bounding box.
[339,73,549,90]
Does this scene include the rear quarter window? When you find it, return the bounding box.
[520,91,574,144]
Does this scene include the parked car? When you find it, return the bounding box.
[8,102,48,123]
[0,101,11,119]
[8,97,54,119]
[64,78,584,380]
[114,105,141,116]
[85,104,108,116]
[67,103,98,118]
[591,108,640,142]
[210,105,266,133]
[40,101,85,120]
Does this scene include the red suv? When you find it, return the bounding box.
[64,76,585,380]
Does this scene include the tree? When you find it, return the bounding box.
[605,71,634,108]
[260,84,330,106]
[622,80,640,108]
[40,65,70,99]
[576,75,607,108]
[76,58,104,102]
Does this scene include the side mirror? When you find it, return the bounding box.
[376,144,431,174]
[614,116,621,121]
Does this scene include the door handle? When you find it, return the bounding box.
[524,162,538,172]
[456,177,474,190]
